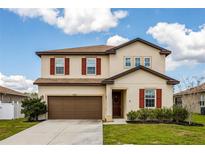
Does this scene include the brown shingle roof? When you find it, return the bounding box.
[174,83,205,96]
[34,66,179,86]
[102,65,179,85]
[0,85,26,97]
[34,78,105,86]
[36,45,114,57]
[36,37,171,57]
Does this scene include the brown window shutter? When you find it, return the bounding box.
[50,58,55,75]
[156,89,162,108]
[82,58,86,75]
[96,58,101,75]
[139,89,144,108]
[65,58,70,75]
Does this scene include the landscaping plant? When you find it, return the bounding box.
[147,109,156,120]
[173,105,188,123]
[21,97,47,121]
[137,109,150,121]
[127,110,138,121]
[155,108,173,122]
[126,106,188,123]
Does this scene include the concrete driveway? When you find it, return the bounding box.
[0,120,102,145]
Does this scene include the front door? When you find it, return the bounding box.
[112,91,122,118]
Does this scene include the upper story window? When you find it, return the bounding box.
[124,57,131,68]
[144,57,151,67]
[135,57,141,67]
[145,89,155,108]
[87,58,96,75]
[55,58,64,75]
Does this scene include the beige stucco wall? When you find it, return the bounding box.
[181,95,201,113]
[40,42,166,79]
[105,69,174,120]
[41,55,109,78]
[38,86,107,119]
[109,41,166,76]
[38,70,174,121]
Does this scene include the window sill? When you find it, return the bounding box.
[144,107,156,109]
[86,74,97,76]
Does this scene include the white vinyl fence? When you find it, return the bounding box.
[0,101,24,119]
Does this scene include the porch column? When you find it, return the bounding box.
[105,85,113,122]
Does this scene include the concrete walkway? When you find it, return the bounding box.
[0,120,102,145]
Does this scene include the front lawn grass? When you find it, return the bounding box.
[103,114,205,145]
[191,114,205,124]
[0,118,39,141]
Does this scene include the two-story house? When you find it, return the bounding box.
[34,37,179,121]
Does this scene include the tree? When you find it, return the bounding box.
[21,97,47,121]
[175,76,205,125]
[23,92,38,99]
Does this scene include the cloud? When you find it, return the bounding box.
[7,8,128,35]
[7,8,59,25]
[0,72,37,93]
[147,22,205,71]
[106,35,129,46]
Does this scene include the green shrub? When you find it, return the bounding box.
[137,109,150,121]
[147,109,156,120]
[155,108,173,121]
[21,97,47,121]
[154,108,164,121]
[127,110,138,121]
[127,106,188,123]
[173,105,188,122]
[162,108,173,121]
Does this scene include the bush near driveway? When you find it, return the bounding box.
[21,98,47,121]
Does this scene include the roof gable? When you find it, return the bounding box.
[106,38,171,56]
[102,65,179,85]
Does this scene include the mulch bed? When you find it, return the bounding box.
[126,120,204,126]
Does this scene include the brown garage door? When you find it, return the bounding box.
[48,96,102,119]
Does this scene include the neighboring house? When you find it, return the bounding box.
[0,85,26,119]
[174,83,205,115]
[34,37,179,121]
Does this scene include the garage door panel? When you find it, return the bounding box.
[48,96,102,119]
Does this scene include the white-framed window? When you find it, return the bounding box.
[124,57,132,68]
[200,95,205,107]
[87,58,96,75]
[135,57,141,67]
[144,57,151,67]
[55,58,64,75]
[145,89,155,108]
